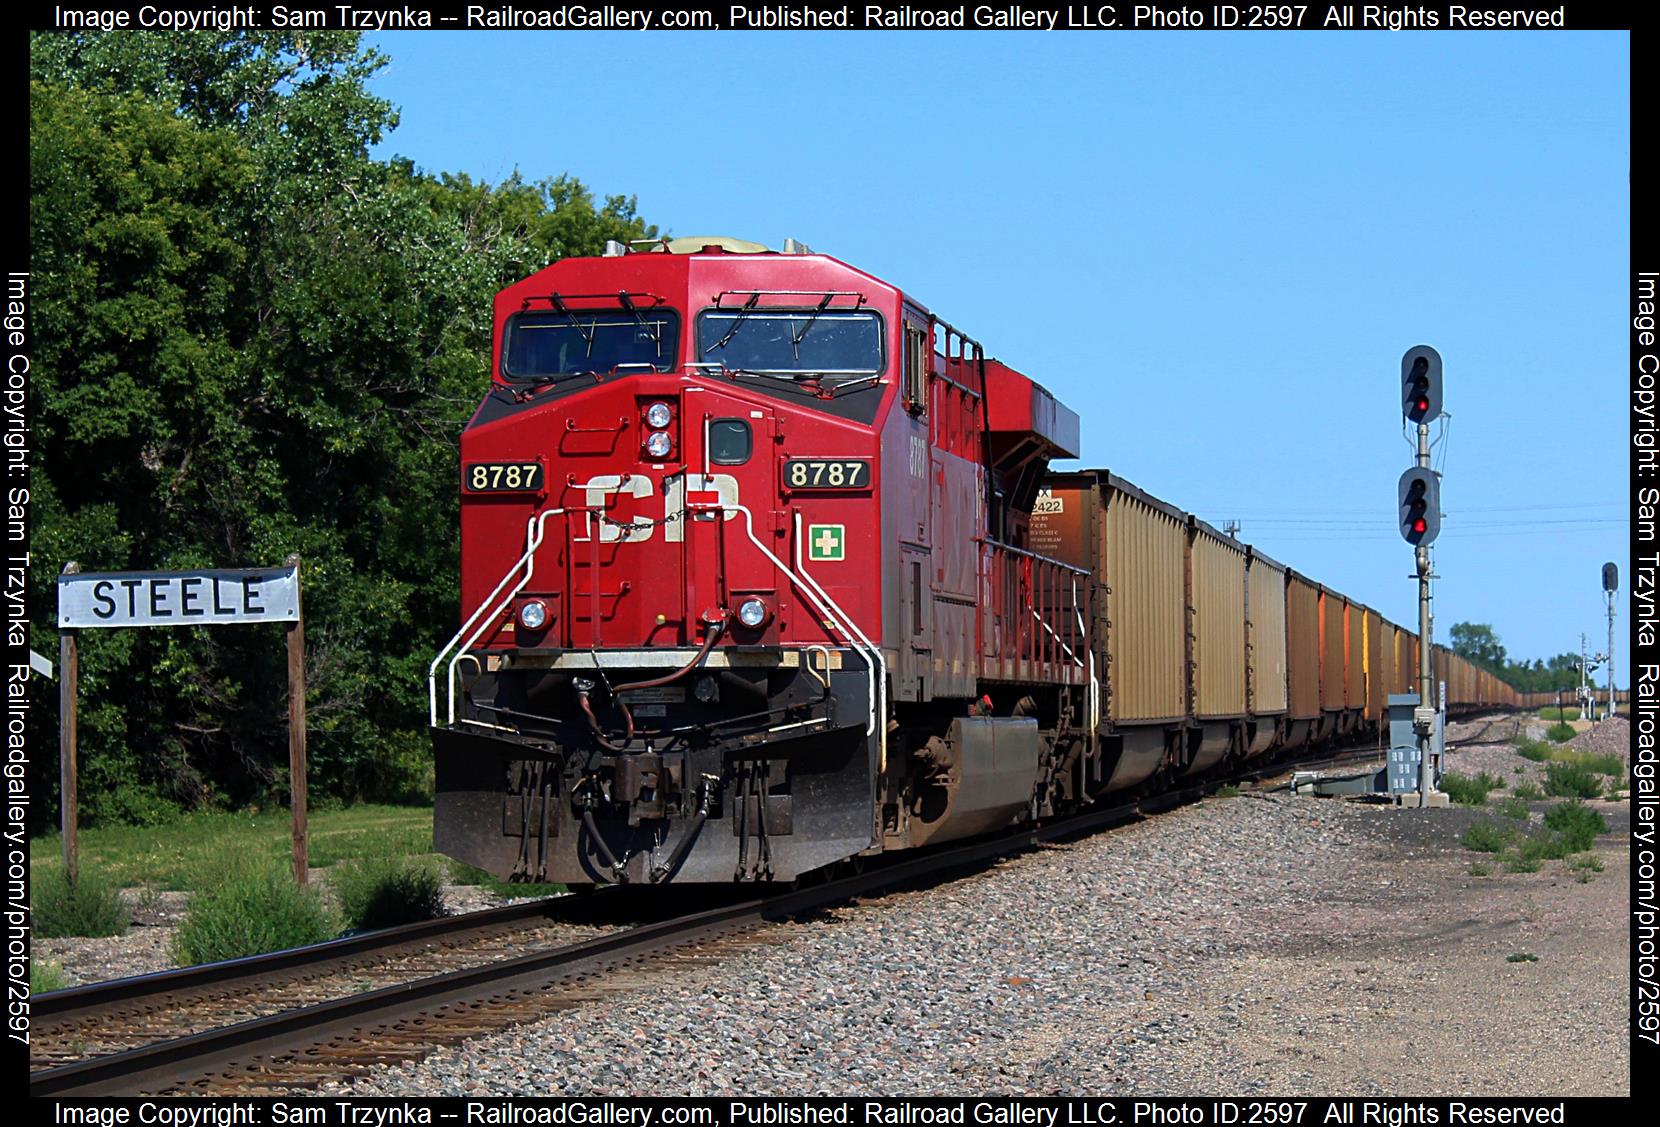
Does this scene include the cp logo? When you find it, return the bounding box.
[579,474,740,543]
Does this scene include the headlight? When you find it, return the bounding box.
[644,430,673,458]
[737,597,768,628]
[644,401,673,429]
[518,599,549,630]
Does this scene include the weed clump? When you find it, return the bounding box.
[173,863,336,965]
[1442,772,1503,806]
[34,869,129,938]
[1545,722,1578,744]
[1543,800,1608,852]
[1461,822,1514,853]
[332,855,446,931]
[31,959,67,994]
[1493,796,1531,821]
[1544,761,1603,800]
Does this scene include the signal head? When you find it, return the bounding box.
[1397,466,1441,546]
[1401,345,1442,425]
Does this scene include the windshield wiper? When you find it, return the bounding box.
[547,294,596,358]
[788,293,835,362]
[707,292,760,354]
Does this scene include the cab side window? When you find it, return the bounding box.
[903,322,928,415]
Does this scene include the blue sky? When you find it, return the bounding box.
[367,30,1630,671]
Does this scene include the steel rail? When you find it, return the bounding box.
[33,897,575,1027]
[29,732,1435,1097]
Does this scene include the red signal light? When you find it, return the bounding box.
[1413,519,1427,533]
[1416,398,1429,411]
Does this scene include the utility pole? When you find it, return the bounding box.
[1399,345,1443,805]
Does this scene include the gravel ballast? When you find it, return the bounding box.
[328,764,1629,1097]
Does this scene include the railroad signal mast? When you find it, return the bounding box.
[1604,562,1618,722]
[1399,345,1443,804]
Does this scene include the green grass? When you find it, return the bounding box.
[1539,707,1580,722]
[172,861,338,965]
[1506,953,1538,963]
[1512,781,1544,801]
[1517,744,1622,774]
[33,868,129,938]
[30,805,436,891]
[332,854,446,931]
[1442,771,1504,806]
[1563,751,1625,777]
[1493,796,1531,821]
[1568,853,1604,873]
[31,959,67,994]
[1544,722,1578,744]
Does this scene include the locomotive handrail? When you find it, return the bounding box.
[982,537,1092,576]
[690,501,882,744]
[428,506,569,727]
[790,509,885,749]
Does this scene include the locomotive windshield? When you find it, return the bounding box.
[696,309,884,380]
[502,308,680,381]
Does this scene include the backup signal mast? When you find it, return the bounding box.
[1399,345,1443,804]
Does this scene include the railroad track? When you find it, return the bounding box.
[27,736,1418,1097]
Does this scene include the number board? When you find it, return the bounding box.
[783,459,870,490]
[464,462,544,493]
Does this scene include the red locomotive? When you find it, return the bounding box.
[430,236,1514,885]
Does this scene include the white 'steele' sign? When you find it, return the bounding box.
[58,567,300,628]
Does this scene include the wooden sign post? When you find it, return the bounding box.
[285,555,308,885]
[56,559,308,885]
[59,562,79,885]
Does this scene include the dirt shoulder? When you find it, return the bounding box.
[1118,790,1630,1095]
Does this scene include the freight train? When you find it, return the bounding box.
[429,236,1520,886]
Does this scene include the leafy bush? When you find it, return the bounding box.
[1543,800,1608,852]
[1543,761,1603,800]
[332,854,446,931]
[172,864,336,965]
[1462,822,1514,853]
[1442,772,1503,806]
[34,868,129,938]
[1517,741,1554,763]
[1568,853,1604,873]
[1504,851,1542,873]
[1512,782,1545,801]
[31,959,67,994]
[1545,722,1578,743]
[1494,796,1531,821]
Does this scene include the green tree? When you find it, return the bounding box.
[29,33,660,824]
[1449,622,1507,673]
